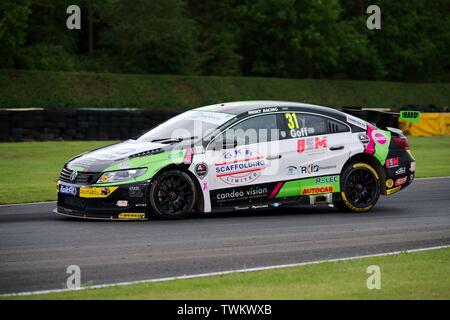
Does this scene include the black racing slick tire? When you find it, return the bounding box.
[149,169,196,219]
[333,162,381,213]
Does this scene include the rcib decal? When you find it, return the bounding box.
[300,164,319,174]
[195,162,208,179]
[215,148,266,185]
[297,136,328,153]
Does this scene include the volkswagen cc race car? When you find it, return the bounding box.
[55,101,416,220]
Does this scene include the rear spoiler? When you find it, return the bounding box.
[343,107,399,129]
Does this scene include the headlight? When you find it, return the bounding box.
[97,168,147,183]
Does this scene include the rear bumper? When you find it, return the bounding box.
[56,180,150,220]
[383,149,416,195]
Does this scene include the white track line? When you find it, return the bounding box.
[416,176,450,180]
[2,244,449,298]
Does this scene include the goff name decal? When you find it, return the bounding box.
[215,148,266,185]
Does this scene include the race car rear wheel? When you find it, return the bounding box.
[149,169,196,219]
[334,162,381,213]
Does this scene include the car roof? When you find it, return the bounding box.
[194,100,346,119]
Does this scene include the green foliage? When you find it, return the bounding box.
[188,0,242,76]
[0,0,31,68]
[0,0,449,82]
[0,70,449,110]
[15,44,76,71]
[97,0,199,74]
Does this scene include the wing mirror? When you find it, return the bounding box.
[209,138,237,150]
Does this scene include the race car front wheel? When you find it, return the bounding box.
[334,162,381,213]
[149,169,196,219]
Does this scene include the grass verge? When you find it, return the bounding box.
[0,136,448,204]
[3,247,450,300]
[0,141,115,204]
[1,70,449,110]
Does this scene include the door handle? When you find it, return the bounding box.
[329,146,344,151]
[266,154,282,160]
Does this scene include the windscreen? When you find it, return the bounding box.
[137,111,236,143]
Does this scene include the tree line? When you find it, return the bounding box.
[1,0,449,82]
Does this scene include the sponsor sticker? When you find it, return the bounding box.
[59,184,78,196]
[297,136,328,153]
[214,186,268,204]
[395,176,407,186]
[299,175,340,195]
[385,179,394,188]
[346,115,367,129]
[395,167,406,175]
[299,164,338,174]
[79,186,118,198]
[358,133,370,145]
[129,185,144,198]
[400,111,421,123]
[386,186,401,195]
[300,164,319,174]
[386,157,399,168]
[248,107,279,115]
[118,212,145,220]
[215,148,266,185]
[286,166,297,176]
[372,131,387,145]
[194,162,208,179]
[315,176,338,184]
[116,200,128,207]
[301,186,335,195]
[410,161,416,172]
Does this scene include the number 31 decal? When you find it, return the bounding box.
[285,113,300,129]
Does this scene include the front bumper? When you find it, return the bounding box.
[56,180,150,220]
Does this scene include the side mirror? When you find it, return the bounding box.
[209,138,237,150]
[222,139,237,149]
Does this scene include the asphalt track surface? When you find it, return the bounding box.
[1,177,449,294]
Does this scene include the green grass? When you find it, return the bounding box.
[408,136,450,178]
[4,247,450,300]
[1,69,449,110]
[0,141,115,204]
[0,136,448,204]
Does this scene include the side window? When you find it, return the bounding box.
[283,113,327,139]
[327,119,350,133]
[224,114,279,146]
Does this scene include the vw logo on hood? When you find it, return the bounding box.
[70,170,78,182]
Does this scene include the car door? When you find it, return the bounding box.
[204,113,286,210]
[280,112,352,179]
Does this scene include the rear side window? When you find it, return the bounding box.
[224,114,280,145]
[327,119,350,133]
[282,113,327,139]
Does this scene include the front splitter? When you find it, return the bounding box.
[53,208,149,221]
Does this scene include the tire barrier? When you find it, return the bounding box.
[0,108,179,142]
[399,113,450,136]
